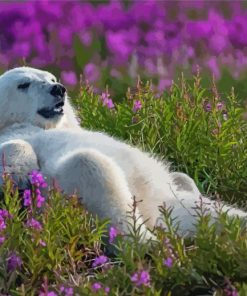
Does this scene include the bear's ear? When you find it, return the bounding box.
[170,172,200,196]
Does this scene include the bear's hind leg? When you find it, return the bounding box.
[53,149,150,238]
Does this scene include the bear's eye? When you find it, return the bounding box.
[51,78,56,83]
[18,82,31,90]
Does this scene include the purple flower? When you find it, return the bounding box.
[39,292,57,296]
[0,236,5,244]
[224,288,238,296]
[104,287,110,293]
[0,209,12,219]
[60,286,74,296]
[26,218,42,231]
[133,100,142,112]
[92,255,108,267]
[131,270,151,287]
[36,189,45,208]
[163,257,173,268]
[109,226,118,243]
[84,63,100,83]
[216,102,223,110]
[100,93,115,109]
[29,170,47,188]
[39,239,46,247]
[91,282,102,292]
[0,216,6,231]
[7,252,22,271]
[204,102,212,112]
[23,189,32,207]
[61,71,77,86]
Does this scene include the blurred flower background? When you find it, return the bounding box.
[0,0,247,98]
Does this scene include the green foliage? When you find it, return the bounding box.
[76,74,247,204]
[0,178,247,295]
[0,74,246,294]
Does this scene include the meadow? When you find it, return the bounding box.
[0,1,247,295]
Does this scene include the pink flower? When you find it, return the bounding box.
[204,102,212,112]
[216,102,224,110]
[109,226,119,243]
[39,292,57,296]
[133,100,142,112]
[23,189,32,207]
[0,236,5,244]
[36,189,45,208]
[60,286,74,296]
[0,216,6,231]
[26,218,42,231]
[0,209,12,219]
[7,252,22,271]
[131,270,151,287]
[91,282,102,292]
[92,255,108,267]
[163,257,173,268]
[39,239,46,247]
[29,170,47,188]
[61,71,77,86]
[100,93,115,109]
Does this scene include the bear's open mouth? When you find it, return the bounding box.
[37,101,64,119]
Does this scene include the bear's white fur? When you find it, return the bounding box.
[0,67,246,237]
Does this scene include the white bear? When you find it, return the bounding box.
[0,67,246,238]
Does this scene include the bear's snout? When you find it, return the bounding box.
[50,83,66,98]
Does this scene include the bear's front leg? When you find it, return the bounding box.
[0,139,39,188]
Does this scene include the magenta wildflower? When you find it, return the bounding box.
[23,189,32,207]
[36,189,45,208]
[133,100,142,112]
[101,92,115,109]
[106,98,114,109]
[61,70,77,86]
[60,286,74,296]
[216,102,223,110]
[26,218,42,231]
[92,255,108,267]
[131,270,151,287]
[91,282,102,292]
[0,209,12,219]
[7,252,22,271]
[224,288,238,296]
[0,236,5,244]
[204,102,212,112]
[104,287,110,293]
[109,226,119,243]
[39,292,57,296]
[163,257,173,268]
[0,216,6,231]
[29,170,47,188]
[39,239,46,247]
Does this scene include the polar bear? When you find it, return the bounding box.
[0,67,246,238]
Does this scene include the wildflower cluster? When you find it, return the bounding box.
[0,209,11,245]
[1,1,247,94]
[130,270,151,287]
[100,92,114,109]
[23,170,47,211]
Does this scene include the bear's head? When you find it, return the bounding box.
[0,67,77,130]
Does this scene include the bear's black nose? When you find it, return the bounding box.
[50,84,66,97]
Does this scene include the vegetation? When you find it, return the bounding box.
[0,75,246,295]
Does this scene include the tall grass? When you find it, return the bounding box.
[0,74,246,295]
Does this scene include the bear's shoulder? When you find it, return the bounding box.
[0,123,42,144]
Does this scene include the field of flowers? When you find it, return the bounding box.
[0,1,247,97]
[0,1,247,295]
